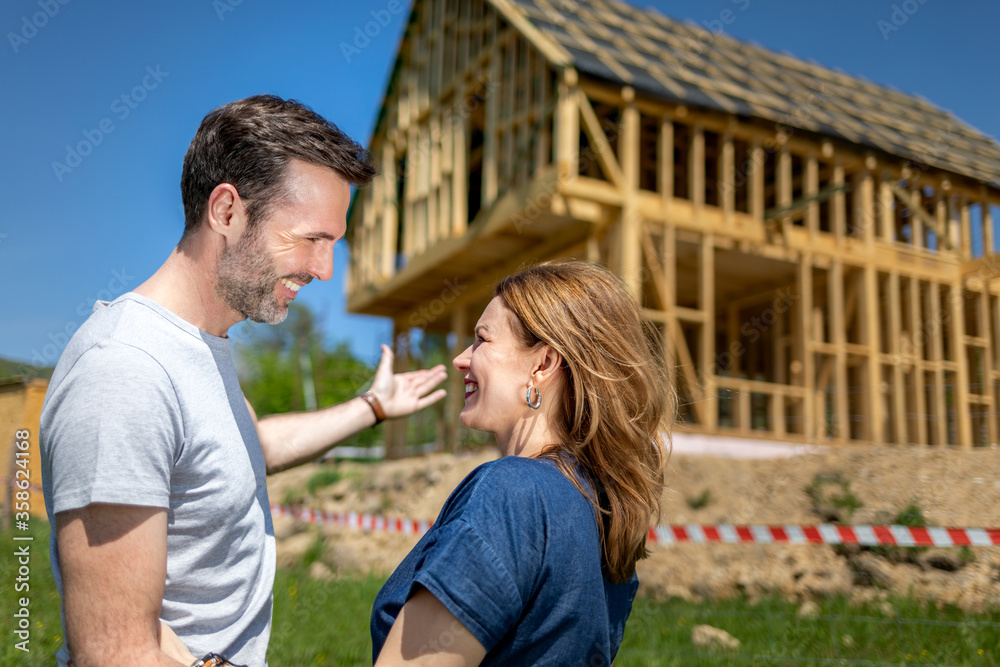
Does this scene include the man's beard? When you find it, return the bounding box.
[216,226,289,325]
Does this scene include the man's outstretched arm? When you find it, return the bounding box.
[56,503,196,666]
[253,344,447,474]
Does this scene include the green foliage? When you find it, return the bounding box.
[895,501,928,527]
[685,489,712,510]
[306,467,342,495]
[237,303,381,449]
[806,472,863,523]
[281,486,306,507]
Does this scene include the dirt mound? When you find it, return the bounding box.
[266,444,1000,612]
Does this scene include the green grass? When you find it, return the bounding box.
[4,521,998,666]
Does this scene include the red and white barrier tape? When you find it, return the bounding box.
[271,503,432,536]
[649,524,1000,547]
[270,503,1000,547]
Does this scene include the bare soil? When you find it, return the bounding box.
[267,443,1000,612]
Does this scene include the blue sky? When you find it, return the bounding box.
[2,0,998,369]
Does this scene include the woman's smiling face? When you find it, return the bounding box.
[452,297,538,440]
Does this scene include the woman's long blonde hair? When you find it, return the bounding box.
[495,260,672,583]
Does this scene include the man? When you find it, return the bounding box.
[40,95,447,667]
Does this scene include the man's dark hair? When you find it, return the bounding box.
[180,94,376,235]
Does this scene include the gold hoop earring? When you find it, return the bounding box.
[526,386,541,410]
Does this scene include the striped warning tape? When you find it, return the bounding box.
[647,524,1000,547]
[270,503,1000,547]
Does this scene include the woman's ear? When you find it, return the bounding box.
[531,344,563,387]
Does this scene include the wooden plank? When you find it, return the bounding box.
[880,176,894,243]
[832,160,846,240]
[982,188,995,255]
[928,282,948,445]
[797,261,815,436]
[863,265,884,442]
[690,124,705,209]
[577,89,625,189]
[452,109,468,237]
[750,139,764,221]
[859,168,875,245]
[659,117,674,202]
[806,154,819,237]
[621,94,641,297]
[829,260,849,441]
[983,290,999,445]
[949,283,973,447]
[909,278,928,445]
[960,195,972,258]
[888,271,907,443]
[483,55,500,208]
[556,72,580,185]
[382,142,398,281]
[701,233,717,430]
[721,132,734,224]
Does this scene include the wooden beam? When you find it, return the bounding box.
[721,132,735,224]
[982,188,995,255]
[863,265,884,443]
[443,305,468,453]
[483,55,500,208]
[891,182,952,251]
[750,139,764,221]
[928,283,948,445]
[909,277,928,445]
[659,117,674,202]
[888,271,907,443]
[949,283,973,447]
[880,175,894,243]
[700,234,717,430]
[983,290,999,445]
[555,71,579,186]
[829,260,849,441]
[452,109,468,236]
[806,154,819,237]
[620,93,641,297]
[690,124,705,209]
[576,89,625,189]
[832,160,846,240]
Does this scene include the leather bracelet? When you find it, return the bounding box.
[361,390,386,425]
[190,653,245,667]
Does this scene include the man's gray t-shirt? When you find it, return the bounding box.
[40,292,275,666]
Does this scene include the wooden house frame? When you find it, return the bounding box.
[346,0,1000,456]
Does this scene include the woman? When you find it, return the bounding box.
[371,260,671,666]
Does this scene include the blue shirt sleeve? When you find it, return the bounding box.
[406,458,550,651]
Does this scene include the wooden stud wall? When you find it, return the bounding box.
[347,1,1000,452]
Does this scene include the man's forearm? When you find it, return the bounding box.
[258,395,377,474]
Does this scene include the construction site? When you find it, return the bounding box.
[345,0,1000,454]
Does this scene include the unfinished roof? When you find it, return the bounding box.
[498,0,1000,189]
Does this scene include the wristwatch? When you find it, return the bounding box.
[191,654,245,667]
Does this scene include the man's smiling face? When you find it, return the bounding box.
[216,159,350,324]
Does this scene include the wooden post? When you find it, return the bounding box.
[700,234,717,430]
[832,160,846,240]
[981,290,998,445]
[888,271,907,443]
[556,69,579,187]
[797,257,814,440]
[863,265,883,442]
[909,278,928,445]
[750,139,764,221]
[690,124,705,211]
[928,283,948,445]
[452,109,468,236]
[880,175,894,243]
[982,188,995,254]
[721,132,735,224]
[483,55,500,207]
[806,154,819,237]
[829,260,849,441]
[950,284,973,447]
[659,117,674,203]
[620,89,641,297]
